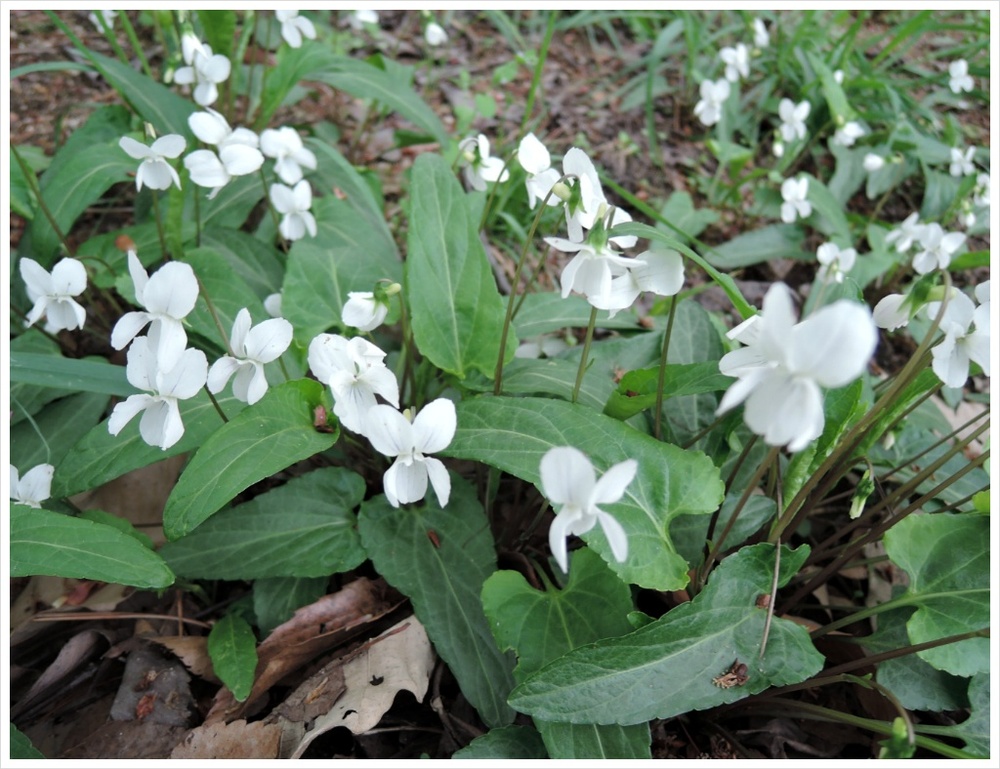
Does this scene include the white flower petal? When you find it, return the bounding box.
[424,457,452,507]
[111,311,151,351]
[244,317,293,363]
[596,510,629,563]
[108,393,155,436]
[384,458,428,506]
[207,355,241,394]
[790,300,877,388]
[540,446,594,507]
[119,135,153,159]
[365,404,413,457]
[412,398,457,454]
[590,459,637,506]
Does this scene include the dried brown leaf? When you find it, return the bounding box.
[149,635,220,683]
[170,719,283,759]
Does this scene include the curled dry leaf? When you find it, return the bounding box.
[205,577,401,724]
[281,616,436,759]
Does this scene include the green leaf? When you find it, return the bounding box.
[443,396,725,590]
[508,544,823,725]
[709,224,810,269]
[252,576,330,637]
[658,191,719,241]
[200,227,285,300]
[10,147,37,219]
[494,357,606,411]
[79,509,154,549]
[9,331,66,425]
[52,392,245,499]
[405,154,510,379]
[306,139,390,225]
[256,41,332,128]
[808,51,854,121]
[883,513,989,676]
[9,391,109,471]
[929,673,989,757]
[706,139,753,178]
[10,724,45,759]
[805,174,852,242]
[184,247,267,352]
[452,725,548,759]
[604,362,734,421]
[163,379,338,540]
[513,292,640,338]
[358,475,516,728]
[10,353,136,396]
[10,505,175,589]
[198,10,237,57]
[669,494,776,568]
[282,194,401,343]
[160,467,366,580]
[483,549,650,758]
[208,613,258,702]
[199,173,265,230]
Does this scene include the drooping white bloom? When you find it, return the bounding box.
[949,146,975,177]
[275,10,316,48]
[832,121,865,147]
[264,292,283,318]
[108,336,208,450]
[20,257,88,332]
[119,134,186,191]
[753,18,769,48]
[873,293,913,331]
[911,223,965,274]
[259,126,318,185]
[717,282,877,452]
[458,134,509,192]
[693,78,731,127]
[925,290,990,388]
[559,148,635,246]
[308,334,399,434]
[780,177,811,223]
[603,248,686,317]
[863,153,885,172]
[173,38,231,106]
[884,212,925,253]
[365,399,456,508]
[719,43,750,82]
[545,235,643,312]
[207,308,293,405]
[948,59,974,94]
[974,280,990,320]
[10,463,55,508]
[540,446,635,573]
[342,291,389,332]
[88,10,117,31]
[772,138,785,158]
[270,181,317,241]
[973,173,990,208]
[185,109,264,196]
[424,21,448,46]
[815,242,857,284]
[778,98,810,143]
[518,132,561,208]
[350,9,379,29]
[111,251,199,370]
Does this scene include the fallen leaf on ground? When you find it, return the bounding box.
[150,635,220,683]
[170,719,283,759]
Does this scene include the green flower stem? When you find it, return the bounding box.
[150,189,169,260]
[96,14,131,68]
[11,145,72,256]
[118,12,153,79]
[493,175,575,394]
[205,385,229,423]
[277,356,291,381]
[695,445,780,593]
[395,290,417,405]
[194,185,202,248]
[571,306,598,404]
[478,151,517,232]
[196,276,233,356]
[653,296,678,440]
[520,11,558,134]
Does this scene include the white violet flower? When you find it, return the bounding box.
[459,134,509,192]
[873,293,913,332]
[111,251,199,370]
[717,282,877,452]
[185,108,264,196]
[173,38,231,106]
[350,10,379,29]
[260,126,318,185]
[20,257,88,332]
[815,242,857,284]
[753,18,770,48]
[518,132,561,209]
[108,336,208,450]
[973,173,990,208]
[119,134,186,191]
[270,181,317,241]
[424,22,448,46]
[540,446,635,573]
[365,399,457,508]
[10,463,55,508]
[778,98,810,143]
[545,233,643,313]
[719,43,750,82]
[693,78,731,127]
[926,290,990,388]
[604,248,686,317]
[780,177,811,223]
[275,10,316,48]
[949,146,975,177]
[832,121,865,148]
[911,223,965,274]
[307,334,400,434]
[948,59,974,94]
[863,153,885,173]
[207,308,293,405]
[557,148,636,246]
[342,285,397,332]
[88,10,117,31]
[884,212,926,253]
[264,292,283,318]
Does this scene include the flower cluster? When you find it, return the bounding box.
[693,18,769,127]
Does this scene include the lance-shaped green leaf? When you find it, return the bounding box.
[9,391,109,471]
[482,549,650,758]
[10,505,175,589]
[452,725,548,759]
[208,613,258,702]
[10,353,136,396]
[162,380,337,540]
[184,247,267,352]
[200,228,285,300]
[405,153,510,379]
[442,396,724,590]
[52,392,245,498]
[604,362,735,420]
[508,544,823,725]
[358,475,516,728]
[513,292,641,338]
[882,513,989,676]
[159,467,366,580]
